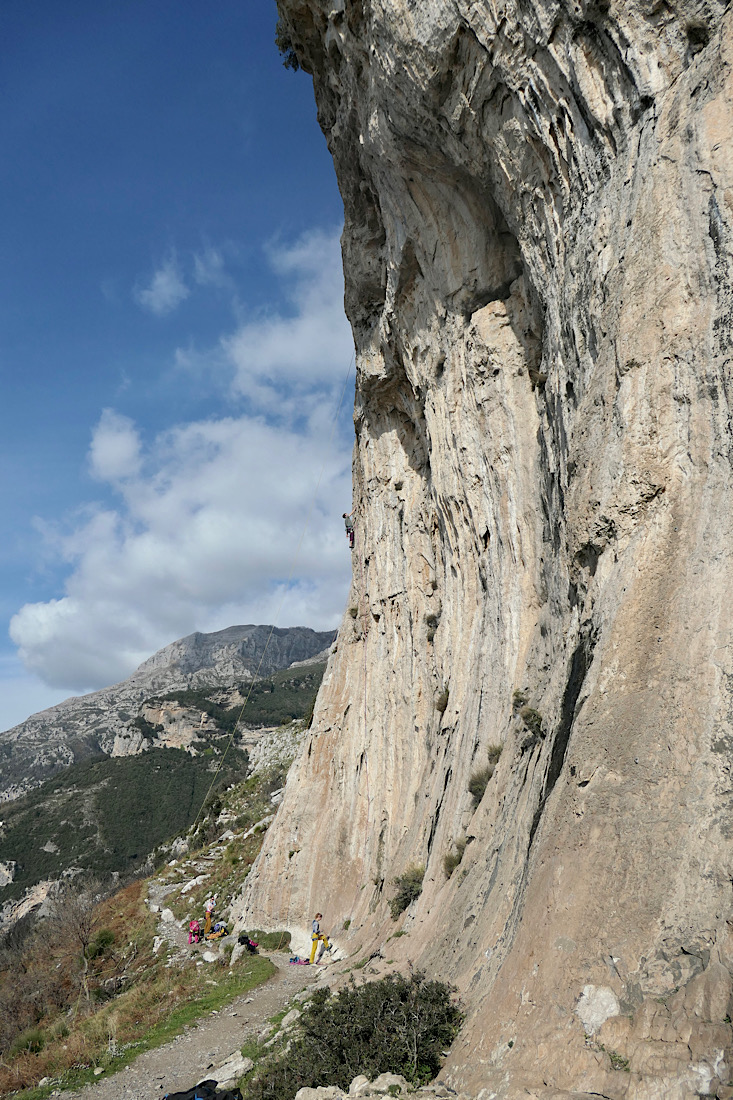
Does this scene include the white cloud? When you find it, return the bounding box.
[193,245,228,287]
[223,229,353,416]
[88,409,141,482]
[10,227,356,693]
[134,255,189,316]
[10,413,353,691]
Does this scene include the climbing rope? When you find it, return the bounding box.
[190,353,355,835]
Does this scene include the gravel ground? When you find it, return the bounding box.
[63,954,321,1100]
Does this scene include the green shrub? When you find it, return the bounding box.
[389,865,424,919]
[469,745,503,807]
[244,973,462,1100]
[132,715,163,740]
[468,766,492,806]
[9,1027,46,1055]
[435,688,449,714]
[519,706,543,737]
[87,927,115,959]
[275,18,300,70]
[443,837,466,878]
[425,611,440,643]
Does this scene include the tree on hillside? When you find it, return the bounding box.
[45,879,104,1007]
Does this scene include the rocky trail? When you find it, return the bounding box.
[64,953,320,1100]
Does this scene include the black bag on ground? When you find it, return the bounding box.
[163,1079,242,1100]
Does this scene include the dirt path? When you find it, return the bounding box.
[64,955,321,1100]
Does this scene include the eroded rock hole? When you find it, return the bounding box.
[687,21,710,54]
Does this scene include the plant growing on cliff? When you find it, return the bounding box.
[389,865,425,919]
[275,18,300,70]
[519,706,543,738]
[443,836,466,878]
[244,973,463,1100]
[469,745,502,807]
[469,766,492,806]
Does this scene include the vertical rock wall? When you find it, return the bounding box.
[238,3,733,1096]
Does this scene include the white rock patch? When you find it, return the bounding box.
[576,984,620,1035]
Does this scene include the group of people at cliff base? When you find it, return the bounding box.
[188,896,228,944]
[289,912,331,966]
[187,902,329,963]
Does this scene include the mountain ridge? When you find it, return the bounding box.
[0,624,335,803]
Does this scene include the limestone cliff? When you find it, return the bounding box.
[238,3,733,1097]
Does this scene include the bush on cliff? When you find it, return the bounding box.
[389,865,425,919]
[275,18,300,70]
[245,973,463,1100]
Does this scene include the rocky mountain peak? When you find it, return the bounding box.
[0,624,335,803]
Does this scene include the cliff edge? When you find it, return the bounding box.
[237,3,733,1097]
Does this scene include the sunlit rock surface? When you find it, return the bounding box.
[238,3,733,1097]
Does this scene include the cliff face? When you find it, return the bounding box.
[240,3,733,1097]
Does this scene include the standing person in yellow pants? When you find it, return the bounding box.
[309,912,329,964]
[204,896,216,937]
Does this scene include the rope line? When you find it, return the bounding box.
[190,353,355,836]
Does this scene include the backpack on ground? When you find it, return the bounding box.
[163,1079,243,1100]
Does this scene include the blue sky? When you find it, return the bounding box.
[0,2,355,731]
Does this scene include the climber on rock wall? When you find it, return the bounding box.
[342,511,355,549]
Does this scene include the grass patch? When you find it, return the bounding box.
[240,1036,268,1067]
[468,766,491,806]
[519,706,543,737]
[8,956,275,1099]
[389,865,424,920]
